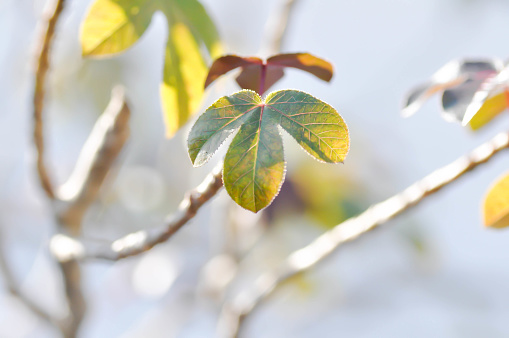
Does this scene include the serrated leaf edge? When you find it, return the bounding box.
[187,89,262,167]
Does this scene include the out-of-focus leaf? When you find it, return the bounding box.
[169,0,222,58]
[81,0,221,136]
[462,66,509,127]
[81,0,157,56]
[161,18,207,136]
[402,58,503,119]
[188,89,349,212]
[205,53,333,94]
[483,172,509,229]
[469,91,507,130]
[292,161,364,228]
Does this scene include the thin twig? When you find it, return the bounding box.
[217,131,509,338]
[51,162,224,262]
[33,0,66,200]
[262,0,300,55]
[56,86,130,235]
[0,232,57,328]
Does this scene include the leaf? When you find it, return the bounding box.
[402,58,503,119]
[483,172,509,229]
[204,56,262,89]
[161,18,207,136]
[81,0,221,136]
[266,53,333,82]
[462,66,509,128]
[205,53,334,94]
[81,0,157,56]
[469,91,508,130]
[188,89,349,212]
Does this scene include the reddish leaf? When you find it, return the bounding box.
[236,64,284,94]
[267,53,333,82]
[204,55,262,88]
[204,53,334,94]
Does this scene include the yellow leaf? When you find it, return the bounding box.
[81,0,156,57]
[81,0,222,136]
[161,22,207,137]
[483,172,509,229]
[469,92,507,131]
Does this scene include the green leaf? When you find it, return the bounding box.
[188,89,349,212]
[81,0,221,136]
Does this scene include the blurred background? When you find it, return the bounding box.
[1,0,509,337]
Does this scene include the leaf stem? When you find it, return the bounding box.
[259,62,267,96]
[217,131,509,338]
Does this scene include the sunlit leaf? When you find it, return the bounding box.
[169,0,222,58]
[188,89,349,212]
[462,66,509,127]
[266,53,333,82]
[402,59,503,119]
[161,18,207,136]
[483,172,509,229]
[81,0,221,136]
[81,0,157,56]
[205,53,333,94]
[469,91,507,130]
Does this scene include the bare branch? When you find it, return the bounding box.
[33,0,66,200]
[217,131,509,338]
[58,260,86,338]
[56,86,130,235]
[52,162,224,262]
[261,0,300,55]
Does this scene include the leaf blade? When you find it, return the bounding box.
[188,90,262,166]
[266,90,349,163]
[223,108,285,212]
[81,0,156,56]
[483,172,509,229]
[161,19,208,137]
[267,53,333,82]
[170,0,222,58]
[204,55,262,89]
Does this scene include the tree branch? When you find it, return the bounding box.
[33,0,66,200]
[217,131,509,338]
[51,162,224,262]
[56,86,130,235]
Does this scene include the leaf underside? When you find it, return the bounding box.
[204,53,334,94]
[483,172,509,229]
[188,89,349,212]
[81,0,222,136]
